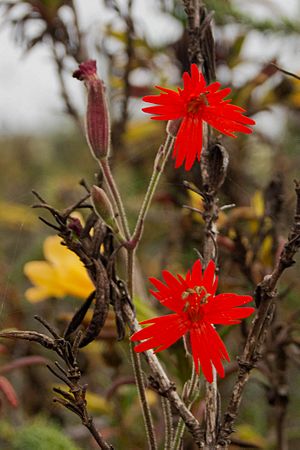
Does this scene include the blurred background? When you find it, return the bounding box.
[0,0,300,448]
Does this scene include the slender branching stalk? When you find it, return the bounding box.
[99,158,131,240]
[172,364,199,450]
[161,397,173,450]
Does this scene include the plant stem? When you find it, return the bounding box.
[99,134,175,449]
[204,367,217,449]
[125,135,174,449]
[130,134,174,247]
[124,301,203,445]
[161,397,173,450]
[218,182,300,445]
[85,420,113,450]
[99,158,131,240]
[127,248,157,450]
[129,343,158,450]
[172,364,199,450]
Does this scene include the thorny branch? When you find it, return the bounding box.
[218,181,300,446]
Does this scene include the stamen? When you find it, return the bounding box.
[187,94,209,114]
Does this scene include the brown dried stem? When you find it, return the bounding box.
[0,323,113,450]
[183,0,222,447]
[218,181,300,446]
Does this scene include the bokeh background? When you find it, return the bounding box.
[0,0,300,449]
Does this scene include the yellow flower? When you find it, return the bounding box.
[24,235,94,302]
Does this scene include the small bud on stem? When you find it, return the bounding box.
[91,185,120,234]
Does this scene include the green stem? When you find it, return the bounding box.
[125,135,174,448]
[130,134,174,247]
[99,135,174,449]
[129,343,158,450]
[99,158,131,240]
[172,364,199,450]
[127,248,157,450]
[161,397,173,450]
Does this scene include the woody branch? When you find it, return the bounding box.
[218,180,300,446]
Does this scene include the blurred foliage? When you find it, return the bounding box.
[207,0,300,33]
[0,0,300,449]
[11,420,80,450]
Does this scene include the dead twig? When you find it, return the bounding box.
[218,181,300,446]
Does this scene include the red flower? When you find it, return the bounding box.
[131,260,254,382]
[143,64,255,171]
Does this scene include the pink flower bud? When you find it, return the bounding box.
[73,60,110,160]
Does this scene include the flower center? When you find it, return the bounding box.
[187,94,209,115]
[182,286,210,323]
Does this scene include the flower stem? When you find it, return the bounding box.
[125,135,174,449]
[205,367,218,448]
[161,397,173,450]
[130,134,174,248]
[172,364,199,450]
[99,158,131,240]
[127,247,157,450]
[129,343,158,450]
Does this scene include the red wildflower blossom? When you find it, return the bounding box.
[131,260,255,382]
[143,64,255,171]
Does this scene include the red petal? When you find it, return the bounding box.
[149,276,184,313]
[131,314,188,353]
[190,321,230,382]
[211,293,253,308]
[204,294,255,325]
[190,64,206,95]
[191,259,203,285]
[173,116,203,170]
[206,81,222,93]
[202,106,255,136]
[190,326,213,382]
[207,87,231,103]
[205,324,230,362]
[142,89,185,121]
[203,260,217,294]
[183,71,193,94]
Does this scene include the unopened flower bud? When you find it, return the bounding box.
[73,60,110,160]
[91,185,119,232]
